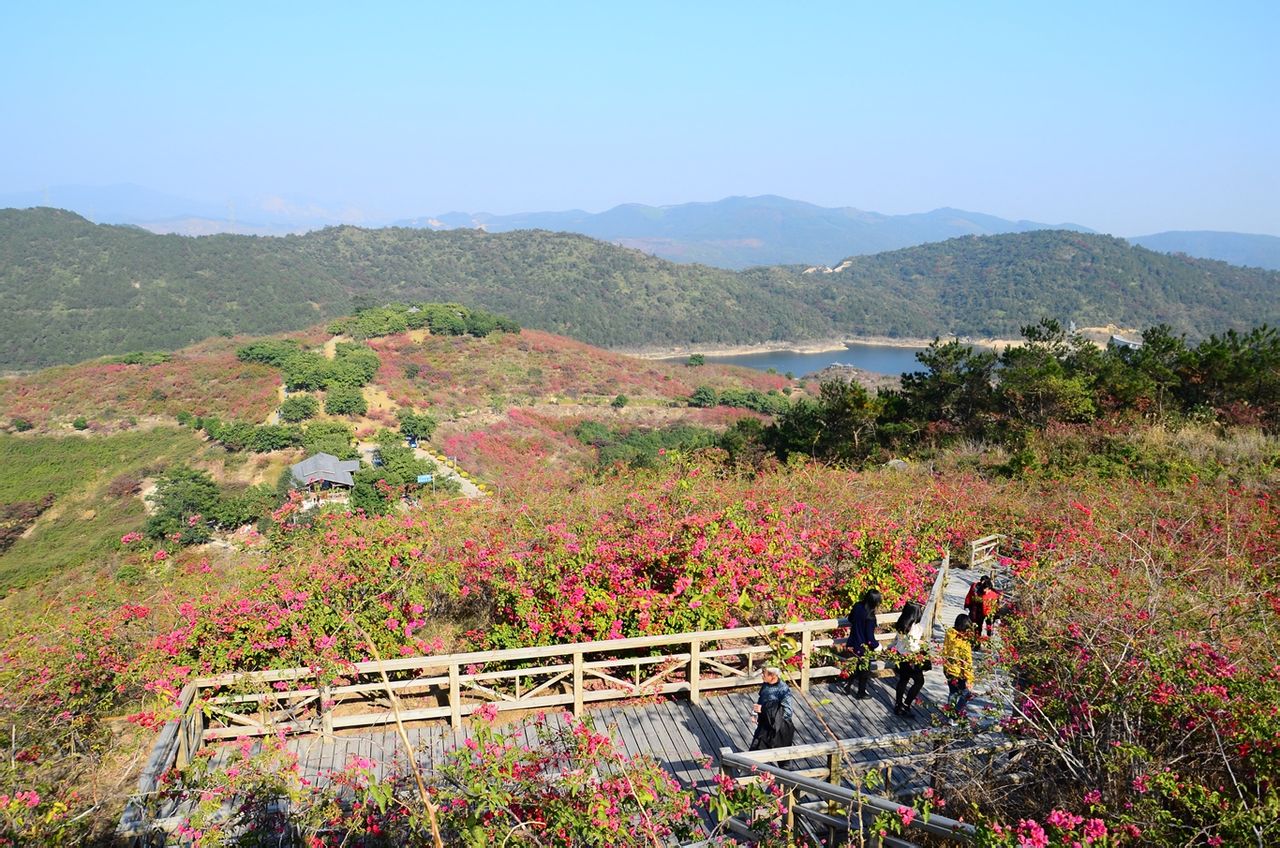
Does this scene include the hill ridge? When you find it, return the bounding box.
[1,208,1277,371]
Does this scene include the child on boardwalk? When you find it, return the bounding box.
[943,614,975,721]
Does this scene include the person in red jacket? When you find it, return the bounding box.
[964,576,1000,639]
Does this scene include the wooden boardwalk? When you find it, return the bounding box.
[130,545,1014,844]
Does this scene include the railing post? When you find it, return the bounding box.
[800,627,813,692]
[827,747,843,846]
[189,690,204,765]
[572,650,585,716]
[176,714,190,769]
[319,679,334,739]
[934,551,950,630]
[449,663,462,730]
[689,639,702,705]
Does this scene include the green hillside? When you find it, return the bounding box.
[800,230,1280,340]
[2,208,1277,369]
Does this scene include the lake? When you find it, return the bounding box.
[697,343,928,377]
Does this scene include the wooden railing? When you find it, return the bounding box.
[190,552,947,740]
[716,736,990,845]
[118,682,198,839]
[194,617,887,741]
[969,533,1004,571]
[121,550,953,840]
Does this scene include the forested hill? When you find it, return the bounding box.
[797,230,1280,341]
[2,208,1278,370]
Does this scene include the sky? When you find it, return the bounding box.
[2,1,1278,235]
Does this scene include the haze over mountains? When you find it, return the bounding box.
[4,187,1279,271]
[393,195,1095,269]
[3,208,1278,372]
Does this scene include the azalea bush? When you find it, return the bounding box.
[1,447,1277,843]
[955,484,1280,846]
[161,711,707,848]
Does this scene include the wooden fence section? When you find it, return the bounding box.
[968,534,1004,571]
[117,682,198,838]
[189,552,947,742]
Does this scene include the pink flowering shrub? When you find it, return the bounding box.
[978,483,1280,845]
[1,450,1277,844]
[163,713,707,847]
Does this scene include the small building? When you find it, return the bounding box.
[290,453,361,489]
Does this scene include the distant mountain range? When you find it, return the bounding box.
[1128,230,1280,272]
[2,208,1277,371]
[3,187,1278,271]
[0,184,361,236]
[393,195,1097,269]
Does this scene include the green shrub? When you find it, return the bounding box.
[246,424,303,453]
[10,418,34,432]
[144,465,219,545]
[279,394,319,423]
[324,385,368,417]
[301,420,357,459]
[71,417,88,431]
[397,408,437,442]
[689,386,718,408]
[111,350,172,366]
[235,339,302,367]
[210,484,278,528]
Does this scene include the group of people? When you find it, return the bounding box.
[750,576,998,749]
[841,588,940,719]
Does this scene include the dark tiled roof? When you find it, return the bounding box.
[290,453,361,487]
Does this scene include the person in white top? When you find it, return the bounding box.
[891,601,928,718]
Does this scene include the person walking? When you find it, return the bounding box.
[943,613,975,721]
[844,588,883,699]
[964,576,1000,640]
[891,601,928,718]
[750,666,796,750]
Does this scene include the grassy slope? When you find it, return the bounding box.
[0,336,282,430]
[0,429,206,589]
[0,322,789,588]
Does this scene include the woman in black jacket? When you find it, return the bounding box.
[844,588,883,699]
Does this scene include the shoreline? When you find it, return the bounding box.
[624,334,1021,361]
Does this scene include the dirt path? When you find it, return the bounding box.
[353,441,486,499]
[322,335,351,360]
[265,384,287,425]
[415,447,485,498]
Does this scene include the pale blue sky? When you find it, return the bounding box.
[2,1,1277,234]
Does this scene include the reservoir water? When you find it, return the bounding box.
[697,343,928,377]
